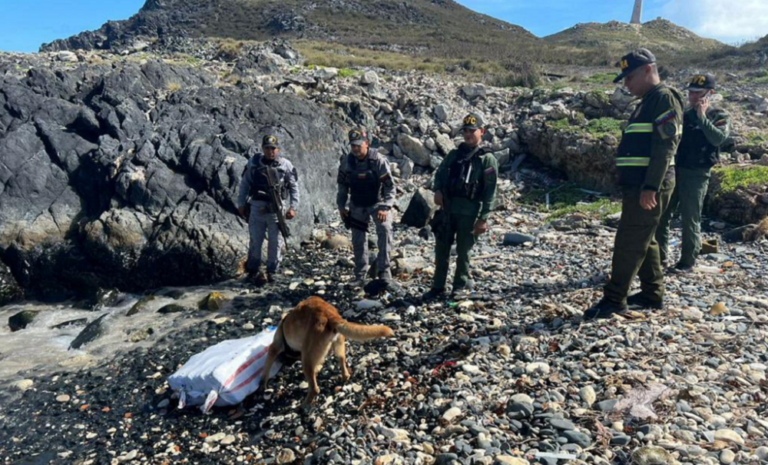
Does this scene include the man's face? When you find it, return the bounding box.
[263,146,278,161]
[462,128,484,146]
[688,89,710,106]
[351,141,369,160]
[623,65,650,97]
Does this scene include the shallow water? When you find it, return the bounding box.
[0,287,236,387]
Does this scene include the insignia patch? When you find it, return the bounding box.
[654,109,677,125]
[484,167,496,176]
[659,122,678,139]
[463,115,477,126]
[714,119,727,127]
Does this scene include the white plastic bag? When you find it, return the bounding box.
[168,327,281,414]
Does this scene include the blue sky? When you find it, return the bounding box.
[0,0,765,53]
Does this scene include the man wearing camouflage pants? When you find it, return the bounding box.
[337,128,396,287]
[237,135,299,285]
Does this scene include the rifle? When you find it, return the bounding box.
[265,167,291,240]
[343,214,370,233]
[430,192,451,242]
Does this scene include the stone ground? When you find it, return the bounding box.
[1,170,767,465]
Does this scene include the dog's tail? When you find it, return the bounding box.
[337,321,394,342]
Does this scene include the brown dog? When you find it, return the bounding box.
[261,296,394,405]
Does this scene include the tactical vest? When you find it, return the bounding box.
[615,86,679,187]
[249,158,286,201]
[348,153,380,207]
[447,147,484,200]
[676,110,720,169]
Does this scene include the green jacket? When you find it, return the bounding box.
[432,143,498,221]
[615,84,684,191]
[676,107,731,169]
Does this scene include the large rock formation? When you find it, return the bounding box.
[0,54,347,300]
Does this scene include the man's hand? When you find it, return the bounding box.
[473,219,488,236]
[434,190,444,208]
[695,97,709,120]
[640,190,658,211]
[339,208,350,220]
[286,208,297,220]
[377,209,388,223]
[238,206,247,218]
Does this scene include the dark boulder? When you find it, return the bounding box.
[0,58,347,300]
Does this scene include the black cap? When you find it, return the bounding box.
[348,128,368,146]
[613,48,657,83]
[686,73,716,91]
[262,135,279,148]
[461,112,485,131]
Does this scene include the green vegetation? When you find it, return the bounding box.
[586,118,623,138]
[712,166,768,195]
[746,132,768,144]
[337,68,361,79]
[519,182,621,221]
[583,72,616,85]
[546,117,623,139]
[548,198,622,220]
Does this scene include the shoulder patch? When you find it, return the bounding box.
[714,119,728,127]
[654,109,677,125]
[484,167,496,176]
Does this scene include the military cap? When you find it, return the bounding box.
[348,128,369,146]
[686,73,716,91]
[614,48,657,83]
[461,112,485,131]
[262,135,279,148]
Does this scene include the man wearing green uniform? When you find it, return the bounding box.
[584,49,685,319]
[657,73,731,273]
[423,113,498,300]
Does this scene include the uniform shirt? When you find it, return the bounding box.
[336,148,396,210]
[237,154,300,210]
[433,143,498,221]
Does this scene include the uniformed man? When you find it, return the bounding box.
[337,128,396,287]
[423,112,498,300]
[237,135,299,285]
[657,73,731,272]
[584,49,685,319]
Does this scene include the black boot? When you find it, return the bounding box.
[627,293,663,310]
[583,299,628,320]
[422,288,446,302]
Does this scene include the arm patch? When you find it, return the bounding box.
[654,109,677,125]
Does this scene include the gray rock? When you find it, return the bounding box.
[0,261,23,306]
[503,233,535,246]
[69,314,109,349]
[8,310,40,332]
[397,134,431,167]
[561,430,591,447]
[360,71,379,86]
[434,104,450,123]
[401,188,438,228]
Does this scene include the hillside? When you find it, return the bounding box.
[545,19,729,63]
[40,0,538,61]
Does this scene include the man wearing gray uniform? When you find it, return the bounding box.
[337,128,396,286]
[237,135,300,284]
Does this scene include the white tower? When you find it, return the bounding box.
[631,0,643,24]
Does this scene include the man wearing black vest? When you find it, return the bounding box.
[584,49,685,320]
[237,135,300,285]
[337,128,396,287]
[657,73,731,273]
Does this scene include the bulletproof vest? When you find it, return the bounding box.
[676,110,720,169]
[348,152,380,207]
[447,146,483,200]
[615,85,680,187]
[249,157,286,201]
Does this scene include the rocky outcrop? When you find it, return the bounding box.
[707,167,768,226]
[0,53,347,300]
